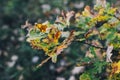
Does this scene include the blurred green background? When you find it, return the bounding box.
[0,0,118,80]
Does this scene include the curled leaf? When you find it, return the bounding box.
[55,11,75,26]
[96,0,106,8]
[21,20,33,30]
[106,45,113,62]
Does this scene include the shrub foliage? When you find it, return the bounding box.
[23,0,120,79]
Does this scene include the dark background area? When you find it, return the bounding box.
[0,0,118,80]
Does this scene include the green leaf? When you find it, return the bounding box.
[79,73,91,80]
[26,29,47,42]
[94,61,107,73]
[106,2,110,9]
[85,17,91,23]
[81,57,91,62]
[90,47,96,58]
[107,31,116,41]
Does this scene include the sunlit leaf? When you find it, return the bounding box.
[51,54,57,63]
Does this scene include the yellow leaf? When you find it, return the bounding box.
[51,54,57,63]
[82,6,92,17]
[53,31,61,43]
[35,23,47,32]
[111,61,120,74]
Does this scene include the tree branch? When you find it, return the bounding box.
[75,39,107,50]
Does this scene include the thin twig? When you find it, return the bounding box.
[75,39,106,50]
[36,57,51,68]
